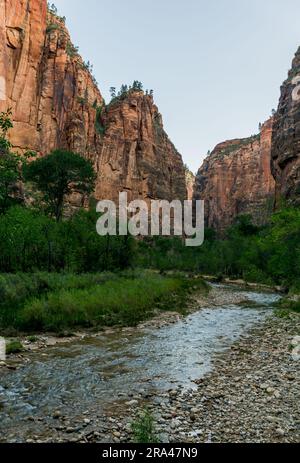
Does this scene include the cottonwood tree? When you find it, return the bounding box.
[23,150,96,222]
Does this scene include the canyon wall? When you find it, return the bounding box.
[194,119,275,233]
[96,92,186,203]
[185,169,195,201]
[0,0,103,161]
[0,0,186,204]
[271,46,300,206]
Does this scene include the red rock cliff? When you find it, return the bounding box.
[0,0,103,160]
[194,119,275,232]
[271,46,300,206]
[185,169,195,201]
[0,0,186,203]
[96,92,186,203]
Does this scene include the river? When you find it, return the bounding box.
[0,283,280,442]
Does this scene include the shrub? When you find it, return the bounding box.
[66,42,79,57]
[46,23,60,33]
[6,340,24,355]
[278,298,300,314]
[132,410,159,443]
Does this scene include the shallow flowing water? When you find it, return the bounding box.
[0,284,280,442]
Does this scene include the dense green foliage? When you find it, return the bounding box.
[0,110,26,213]
[0,272,207,333]
[0,207,134,273]
[134,210,300,291]
[23,150,96,221]
[0,151,22,213]
[0,271,120,330]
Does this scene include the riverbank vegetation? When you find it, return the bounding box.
[136,208,300,293]
[275,297,300,318]
[0,271,208,334]
[132,409,159,443]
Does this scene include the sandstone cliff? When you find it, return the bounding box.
[95,92,186,203]
[0,0,103,161]
[0,0,186,204]
[185,169,195,201]
[194,119,275,232]
[271,46,300,206]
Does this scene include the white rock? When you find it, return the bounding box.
[125,400,139,406]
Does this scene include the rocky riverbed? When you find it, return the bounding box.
[126,313,300,444]
[89,305,300,444]
[0,284,299,444]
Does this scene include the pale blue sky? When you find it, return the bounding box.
[55,0,300,173]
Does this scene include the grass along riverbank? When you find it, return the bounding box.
[0,271,208,335]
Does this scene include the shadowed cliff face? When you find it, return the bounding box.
[194,119,275,233]
[271,47,300,206]
[0,0,186,204]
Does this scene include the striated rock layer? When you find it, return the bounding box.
[194,119,275,233]
[271,46,300,206]
[0,0,186,204]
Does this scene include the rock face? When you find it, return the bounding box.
[96,92,186,203]
[271,46,300,206]
[0,0,186,204]
[194,119,275,232]
[0,0,103,162]
[185,169,195,201]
